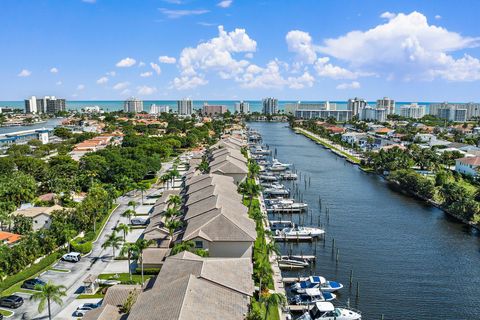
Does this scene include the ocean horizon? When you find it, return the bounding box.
[0,100,451,113]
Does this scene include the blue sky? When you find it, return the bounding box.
[1,0,480,101]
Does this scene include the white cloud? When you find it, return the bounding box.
[198,22,216,27]
[285,30,318,64]
[176,25,256,88]
[237,60,286,89]
[56,81,62,85]
[336,81,361,90]
[116,57,136,67]
[162,0,183,4]
[159,55,176,64]
[113,82,130,90]
[140,71,153,77]
[137,85,157,95]
[319,11,480,81]
[106,71,116,77]
[314,57,359,79]
[50,67,59,74]
[18,69,31,77]
[150,62,161,75]
[173,76,208,90]
[82,0,96,3]
[120,89,131,95]
[288,71,315,89]
[159,8,209,19]
[244,53,253,59]
[138,61,146,67]
[217,0,233,8]
[77,84,85,90]
[380,11,396,20]
[96,76,109,84]
[435,14,442,20]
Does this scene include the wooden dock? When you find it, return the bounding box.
[287,304,314,312]
[282,276,310,283]
[278,263,308,270]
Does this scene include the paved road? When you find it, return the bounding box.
[7,161,175,320]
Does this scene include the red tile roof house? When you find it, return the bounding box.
[0,231,21,246]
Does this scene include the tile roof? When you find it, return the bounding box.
[457,156,480,166]
[102,284,142,307]
[0,231,21,244]
[11,204,64,218]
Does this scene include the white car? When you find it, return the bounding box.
[74,306,94,317]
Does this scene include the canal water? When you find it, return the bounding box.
[249,122,480,320]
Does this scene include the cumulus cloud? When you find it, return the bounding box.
[159,8,209,19]
[174,25,256,88]
[50,67,59,74]
[138,61,146,67]
[82,0,96,3]
[217,0,233,8]
[314,57,359,79]
[140,71,153,77]
[77,84,85,90]
[173,76,208,90]
[116,57,136,67]
[137,85,157,95]
[159,55,176,64]
[336,81,361,90]
[380,11,396,20]
[106,71,116,77]
[286,30,318,64]
[56,81,63,85]
[319,11,480,81]
[96,76,109,84]
[150,62,161,75]
[435,14,442,20]
[113,82,130,90]
[288,71,315,89]
[18,69,31,77]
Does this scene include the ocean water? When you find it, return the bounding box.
[0,100,436,113]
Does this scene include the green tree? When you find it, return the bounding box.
[165,219,183,240]
[116,223,130,242]
[102,232,123,258]
[120,242,137,281]
[31,282,67,320]
[167,194,182,209]
[261,292,286,320]
[134,238,154,284]
[137,181,150,205]
[122,209,135,224]
[12,215,33,234]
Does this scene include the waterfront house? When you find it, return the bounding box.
[11,204,63,231]
[209,157,248,184]
[128,251,254,320]
[455,156,480,176]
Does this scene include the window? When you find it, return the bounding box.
[194,241,203,249]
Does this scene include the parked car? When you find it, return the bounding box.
[0,295,24,308]
[78,302,100,310]
[131,217,149,225]
[21,278,46,290]
[74,306,95,317]
[62,252,81,263]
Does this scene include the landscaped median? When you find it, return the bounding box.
[294,127,361,164]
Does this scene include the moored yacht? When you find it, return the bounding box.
[276,226,325,237]
[291,288,336,305]
[263,183,290,196]
[277,256,309,269]
[296,302,362,320]
[268,220,295,232]
[291,276,343,293]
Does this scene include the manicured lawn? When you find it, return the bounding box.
[251,298,280,320]
[0,308,14,317]
[98,273,153,284]
[49,268,70,273]
[77,292,105,299]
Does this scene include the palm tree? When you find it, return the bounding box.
[169,168,180,188]
[120,242,137,281]
[31,282,67,320]
[248,160,260,179]
[197,161,209,173]
[167,194,182,209]
[127,200,138,212]
[170,240,195,255]
[164,207,180,221]
[137,182,150,205]
[264,241,280,256]
[254,258,272,299]
[165,220,183,240]
[116,223,130,242]
[160,173,171,189]
[102,232,123,258]
[262,292,286,320]
[134,238,154,284]
[122,209,135,224]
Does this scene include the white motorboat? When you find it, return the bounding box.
[252,146,271,155]
[259,174,278,182]
[291,288,336,305]
[291,276,344,293]
[280,171,298,180]
[277,226,325,237]
[267,199,308,212]
[268,220,295,232]
[263,184,290,196]
[297,302,362,320]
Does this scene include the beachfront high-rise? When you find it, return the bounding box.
[149,104,169,114]
[347,97,367,117]
[177,98,193,115]
[25,96,38,114]
[24,96,65,114]
[377,97,395,114]
[400,103,426,119]
[262,97,278,115]
[123,97,143,113]
[235,101,250,114]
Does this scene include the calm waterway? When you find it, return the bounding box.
[249,122,480,320]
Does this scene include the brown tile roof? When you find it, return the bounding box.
[102,284,142,308]
[457,156,480,166]
[12,205,64,218]
[0,231,21,244]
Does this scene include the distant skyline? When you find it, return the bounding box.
[1,0,480,101]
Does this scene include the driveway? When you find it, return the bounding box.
[6,160,176,319]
